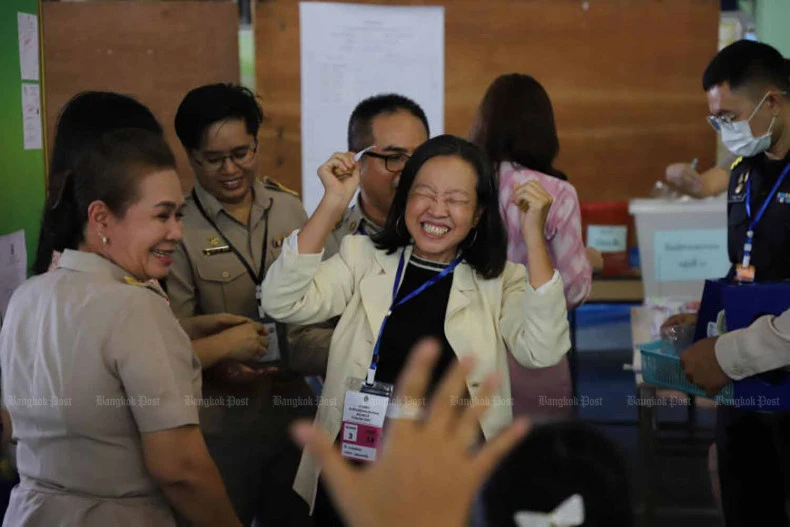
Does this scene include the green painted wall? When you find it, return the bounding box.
[0,0,45,271]
[755,0,790,56]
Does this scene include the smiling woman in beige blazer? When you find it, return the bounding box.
[259,135,570,518]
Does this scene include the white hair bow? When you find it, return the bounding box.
[513,494,585,527]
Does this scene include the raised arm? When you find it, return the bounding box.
[298,152,362,254]
[544,185,592,309]
[498,263,570,369]
[511,180,555,289]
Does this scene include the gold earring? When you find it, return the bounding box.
[99,233,108,245]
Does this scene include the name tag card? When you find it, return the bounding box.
[340,385,391,462]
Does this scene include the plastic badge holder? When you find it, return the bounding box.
[639,340,734,402]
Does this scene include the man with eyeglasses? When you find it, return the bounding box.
[669,41,790,527]
[286,94,431,378]
[324,94,430,252]
[167,83,317,526]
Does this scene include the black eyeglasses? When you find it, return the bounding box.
[195,142,258,172]
[363,151,411,173]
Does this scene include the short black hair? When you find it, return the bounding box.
[174,83,264,151]
[37,129,175,275]
[702,40,790,94]
[347,93,430,151]
[33,91,163,275]
[477,421,634,527]
[372,135,507,279]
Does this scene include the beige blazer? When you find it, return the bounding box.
[259,233,571,508]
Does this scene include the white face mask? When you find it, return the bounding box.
[719,92,776,158]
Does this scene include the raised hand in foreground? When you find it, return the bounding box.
[291,339,530,527]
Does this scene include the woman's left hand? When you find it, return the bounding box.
[512,180,553,238]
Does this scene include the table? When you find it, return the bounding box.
[569,277,643,402]
[630,306,719,527]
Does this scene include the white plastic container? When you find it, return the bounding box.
[629,197,730,300]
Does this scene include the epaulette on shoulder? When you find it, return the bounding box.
[263,177,300,199]
[730,156,744,171]
[124,276,147,287]
[123,276,169,301]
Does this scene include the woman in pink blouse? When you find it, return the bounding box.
[470,73,592,419]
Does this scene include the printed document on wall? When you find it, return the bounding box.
[0,230,27,324]
[17,13,39,81]
[300,2,444,214]
[22,83,42,150]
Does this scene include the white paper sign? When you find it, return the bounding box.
[587,225,627,253]
[299,2,445,214]
[21,83,42,150]
[653,229,730,282]
[17,13,39,81]
[0,230,27,322]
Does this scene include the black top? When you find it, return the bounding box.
[727,152,790,282]
[375,254,457,391]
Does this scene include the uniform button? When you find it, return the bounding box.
[221,271,230,278]
[349,221,358,232]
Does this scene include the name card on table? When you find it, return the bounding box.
[587,225,627,253]
[654,229,730,282]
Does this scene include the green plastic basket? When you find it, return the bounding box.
[639,340,734,402]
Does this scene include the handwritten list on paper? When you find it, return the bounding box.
[22,83,42,150]
[653,229,730,283]
[17,12,39,81]
[299,2,444,214]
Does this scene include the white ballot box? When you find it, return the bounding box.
[629,197,730,300]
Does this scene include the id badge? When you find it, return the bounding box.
[254,286,281,363]
[340,378,393,462]
[259,317,281,363]
[735,264,755,283]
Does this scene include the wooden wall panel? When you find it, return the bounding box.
[256,0,719,202]
[42,1,239,190]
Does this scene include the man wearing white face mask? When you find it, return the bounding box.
[680,40,790,527]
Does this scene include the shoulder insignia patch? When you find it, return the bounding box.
[263,177,300,199]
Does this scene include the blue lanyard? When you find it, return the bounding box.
[366,250,461,385]
[741,162,790,267]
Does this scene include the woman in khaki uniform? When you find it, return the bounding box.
[168,83,319,526]
[31,90,270,368]
[0,130,240,526]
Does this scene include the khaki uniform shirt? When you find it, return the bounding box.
[325,195,382,258]
[0,250,201,526]
[167,178,319,435]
